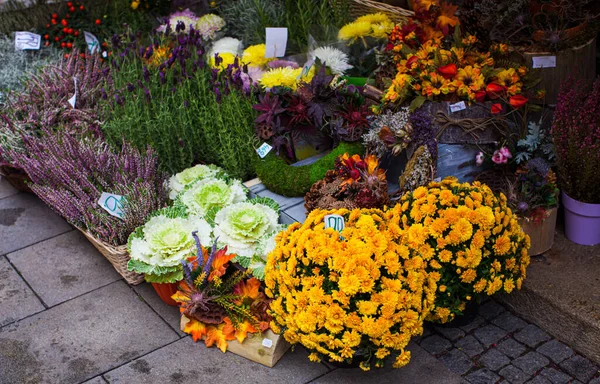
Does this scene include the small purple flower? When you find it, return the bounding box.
[126,83,135,92]
[144,88,151,103]
[184,100,190,108]
[176,21,185,33]
[144,46,153,59]
[159,71,166,85]
[517,201,529,212]
[214,87,222,103]
[143,66,150,82]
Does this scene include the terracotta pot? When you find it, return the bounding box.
[151,282,180,306]
[518,207,558,256]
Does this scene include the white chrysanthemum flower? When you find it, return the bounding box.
[209,37,242,58]
[179,178,247,217]
[168,164,227,200]
[310,46,353,75]
[194,14,226,40]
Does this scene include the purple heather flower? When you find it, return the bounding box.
[517,201,529,211]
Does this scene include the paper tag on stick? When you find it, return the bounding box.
[15,32,41,50]
[265,28,288,58]
[84,31,100,54]
[98,192,126,219]
[532,56,556,68]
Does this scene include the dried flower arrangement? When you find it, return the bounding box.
[304,153,389,212]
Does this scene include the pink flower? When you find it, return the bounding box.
[492,150,507,164]
[475,152,484,166]
[499,146,512,159]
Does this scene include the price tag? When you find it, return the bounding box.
[265,28,288,58]
[98,192,126,219]
[434,177,442,182]
[15,32,41,50]
[84,31,100,54]
[256,142,272,159]
[324,214,345,232]
[68,77,78,109]
[532,56,556,69]
[261,338,273,348]
[449,101,466,113]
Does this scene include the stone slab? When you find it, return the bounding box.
[82,377,108,384]
[0,281,178,384]
[0,193,71,255]
[0,176,18,200]
[7,230,121,307]
[498,229,600,364]
[104,337,329,384]
[0,256,44,326]
[255,188,305,210]
[282,203,307,223]
[314,343,462,384]
[132,282,186,337]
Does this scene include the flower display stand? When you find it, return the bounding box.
[180,315,291,367]
[518,207,558,256]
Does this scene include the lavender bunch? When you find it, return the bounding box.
[8,127,168,246]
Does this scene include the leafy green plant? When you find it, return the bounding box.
[102,29,258,180]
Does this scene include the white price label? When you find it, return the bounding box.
[449,101,467,113]
[434,177,442,182]
[256,142,273,159]
[265,28,288,58]
[15,32,41,50]
[324,214,345,232]
[532,56,556,69]
[84,31,100,54]
[98,192,126,219]
[262,338,273,348]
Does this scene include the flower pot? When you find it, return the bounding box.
[562,191,600,246]
[151,282,180,306]
[518,207,558,256]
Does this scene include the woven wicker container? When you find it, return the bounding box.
[332,0,414,23]
[0,165,33,193]
[76,227,145,285]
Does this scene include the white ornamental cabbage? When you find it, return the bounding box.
[213,202,279,258]
[168,164,227,199]
[129,215,212,268]
[179,178,247,217]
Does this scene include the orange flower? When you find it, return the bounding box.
[221,317,238,341]
[436,2,459,36]
[491,103,503,114]
[205,325,229,353]
[223,317,258,343]
[486,83,505,99]
[509,95,528,109]
[184,318,208,342]
[414,0,438,11]
[233,278,262,305]
[209,247,236,281]
[365,155,386,181]
[437,63,457,79]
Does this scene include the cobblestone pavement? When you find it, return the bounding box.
[417,299,600,384]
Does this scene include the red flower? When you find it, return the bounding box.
[350,169,360,180]
[491,103,503,114]
[438,63,457,79]
[52,13,58,19]
[509,95,528,109]
[486,83,505,99]
[95,19,101,25]
[61,19,68,26]
[385,42,394,51]
[69,6,75,12]
[80,5,84,10]
[475,90,486,103]
[67,2,72,6]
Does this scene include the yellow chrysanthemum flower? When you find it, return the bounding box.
[259,67,303,90]
[355,12,392,24]
[242,44,273,68]
[338,21,373,42]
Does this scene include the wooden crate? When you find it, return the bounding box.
[519,207,558,256]
[180,315,291,368]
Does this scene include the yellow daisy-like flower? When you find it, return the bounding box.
[355,12,391,24]
[495,68,522,96]
[242,44,274,68]
[259,67,302,90]
[493,235,511,255]
[371,21,395,39]
[338,21,373,42]
[460,269,477,283]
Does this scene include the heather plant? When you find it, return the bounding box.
[0,52,110,165]
[8,127,169,246]
[551,77,600,204]
[102,28,257,180]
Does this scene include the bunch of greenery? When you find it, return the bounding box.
[102,28,258,180]
[220,0,350,55]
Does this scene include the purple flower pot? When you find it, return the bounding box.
[562,191,600,246]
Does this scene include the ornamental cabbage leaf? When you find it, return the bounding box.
[168,164,228,199]
[178,178,247,217]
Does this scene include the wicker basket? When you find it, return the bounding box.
[341,0,414,23]
[0,165,33,193]
[76,227,145,285]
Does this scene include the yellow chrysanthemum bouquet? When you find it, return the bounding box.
[386,177,531,324]
[265,208,437,371]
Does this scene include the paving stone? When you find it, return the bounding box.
[438,348,474,375]
[496,338,527,359]
[465,368,501,384]
[456,335,484,357]
[254,189,305,210]
[0,256,44,326]
[512,352,550,376]
[460,315,487,333]
[498,365,530,384]
[279,212,297,225]
[313,343,463,384]
[538,367,572,384]
[535,340,573,364]
[479,348,510,371]
[474,325,508,348]
[558,355,599,382]
[420,334,453,355]
[7,230,121,307]
[0,281,178,384]
[247,182,266,194]
[435,326,466,341]
[0,176,18,199]
[0,194,71,255]
[282,202,307,223]
[104,337,328,384]
[525,376,551,384]
[133,282,186,336]
[82,377,107,384]
[514,325,551,348]
[491,312,528,333]
[478,301,506,320]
